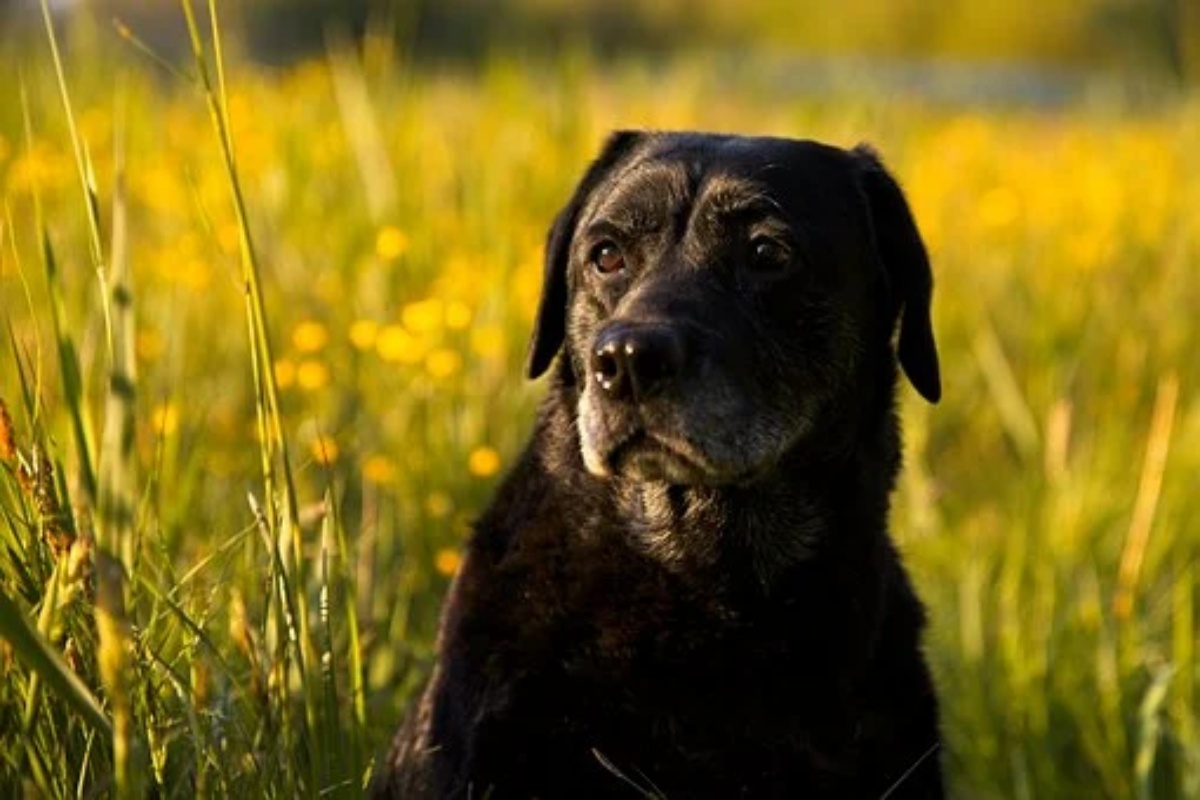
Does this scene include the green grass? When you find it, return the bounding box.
[1,5,1199,798]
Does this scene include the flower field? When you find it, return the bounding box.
[1,7,1198,797]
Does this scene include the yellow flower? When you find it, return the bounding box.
[310,435,338,465]
[296,359,330,391]
[402,298,444,336]
[376,325,426,364]
[349,319,379,350]
[7,141,70,194]
[362,454,397,485]
[274,358,297,389]
[445,300,473,330]
[152,402,179,436]
[435,547,462,577]
[376,226,409,260]
[425,491,452,518]
[468,446,501,478]
[292,321,329,353]
[426,348,462,379]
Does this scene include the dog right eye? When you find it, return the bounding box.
[590,242,625,275]
[747,236,792,276]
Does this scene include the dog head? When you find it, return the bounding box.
[528,131,939,487]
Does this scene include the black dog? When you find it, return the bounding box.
[379,131,944,799]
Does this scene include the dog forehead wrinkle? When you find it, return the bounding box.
[694,174,786,219]
[586,160,691,233]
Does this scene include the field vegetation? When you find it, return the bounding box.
[0,3,1198,797]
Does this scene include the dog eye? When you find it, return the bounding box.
[590,241,625,275]
[748,237,790,273]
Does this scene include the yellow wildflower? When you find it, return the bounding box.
[274,358,297,389]
[402,298,444,336]
[8,141,71,194]
[362,454,397,485]
[376,325,426,364]
[468,446,501,478]
[349,319,379,350]
[978,186,1020,230]
[445,300,473,330]
[152,403,179,436]
[310,435,338,465]
[426,348,462,379]
[296,359,330,391]
[435,547,462,577]
[292,321,329,353]
[376,226,409,260]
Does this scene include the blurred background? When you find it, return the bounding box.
[1,1,1198,798]
[3,0,1200,81]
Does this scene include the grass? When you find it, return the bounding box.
[1,4,1199,798]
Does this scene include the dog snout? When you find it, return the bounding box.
[590,323,686,403]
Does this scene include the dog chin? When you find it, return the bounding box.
[615,444,710,485]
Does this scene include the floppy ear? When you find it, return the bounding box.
[526,131,645,379]
[852,145,941,403]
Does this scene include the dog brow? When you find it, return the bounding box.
[586,162,689,236]
[697,176,786,219]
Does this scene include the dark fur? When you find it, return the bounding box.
[378,132,944,799]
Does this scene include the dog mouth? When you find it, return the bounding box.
[579,390,785,486]
[604,429,728,485]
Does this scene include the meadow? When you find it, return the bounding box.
[1,6,1199,798]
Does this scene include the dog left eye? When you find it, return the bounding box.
[748,237,791,273]
[590,241,626,275]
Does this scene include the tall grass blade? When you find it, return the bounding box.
[972,322,1039,462]
[0,588,112,740]
[318,493,339,786]
[1135,666,1174,799]
[97,93,138,576]
[1113,373,1178,621]
[37,0,114,357]
[329,484,367,743]
[1173,561,1198,796]
[178,1,322,789]
[94,551,144,798]
[21,68,99,506]
[328,42,397,222]
[3,202,46,425]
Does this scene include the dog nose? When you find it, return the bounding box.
[590,324,685,402]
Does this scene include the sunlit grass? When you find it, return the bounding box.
[0,8,1198,798]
